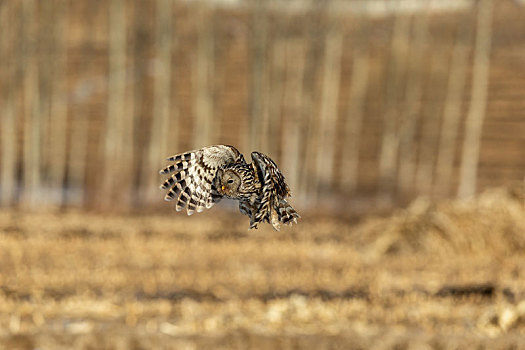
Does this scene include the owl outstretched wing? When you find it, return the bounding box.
[159,145,244,215]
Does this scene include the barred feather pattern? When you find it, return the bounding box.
[159,145,299,230]
[250,152,300,231]
[159,145,243,215]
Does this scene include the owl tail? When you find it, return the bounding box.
[252,194,299,231]
[271,199,300,231]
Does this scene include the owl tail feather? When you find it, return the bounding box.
[272,199,300,230]
[251,197,299,231]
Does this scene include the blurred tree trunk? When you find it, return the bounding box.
[378,12,411,204]
[48,0,69,206]
[145,0,174,202]
[281,39,306,194]
[68,110,89,206]
[39,1,53,185]
[397,8,429,196]
[258,36,272,156]
[102,0,127,209]
[314,25,343,198]
[193,5,214,148]
[119,3,137,209]
[249,0,267,152]
[131,1,153,206]
[299,12,324,203]
[0,1,17,206]
[22,0,42,208]
[435,17,471,197]
[267,39,285,160]
[458,0,493,198]
[340,21,370,194]
[415,50,449,195]
[0,94,16,206]
[68,5,101,207]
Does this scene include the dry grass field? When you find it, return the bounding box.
[0,186,524,349]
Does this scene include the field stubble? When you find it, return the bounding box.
[0,186,524,349]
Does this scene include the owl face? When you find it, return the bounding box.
[219,170,242,198]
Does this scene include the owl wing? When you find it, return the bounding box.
[251,152,290,198]
[159,145,244,215]
[250,152,298,230]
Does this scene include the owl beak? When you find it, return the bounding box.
[221,185,225,191]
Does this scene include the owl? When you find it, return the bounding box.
[159,145,299,230]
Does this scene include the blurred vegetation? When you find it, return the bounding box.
[0,186,523,348]
[0,0,524,213]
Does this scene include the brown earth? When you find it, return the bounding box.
[0,186,524,349]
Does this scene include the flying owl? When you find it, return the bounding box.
[159,145,299,230]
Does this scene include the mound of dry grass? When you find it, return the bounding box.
[353,185,525,258]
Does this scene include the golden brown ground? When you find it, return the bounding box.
[0,187,524,349]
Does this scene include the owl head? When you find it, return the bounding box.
[218,169,242,198]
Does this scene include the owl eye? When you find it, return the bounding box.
[227,179,234,184]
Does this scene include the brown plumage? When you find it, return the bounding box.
[159,145,299,230]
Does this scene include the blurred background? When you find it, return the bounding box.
[0,0,524,349]
[1,0,524,212]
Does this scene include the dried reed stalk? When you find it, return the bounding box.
[458,0,493,198]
